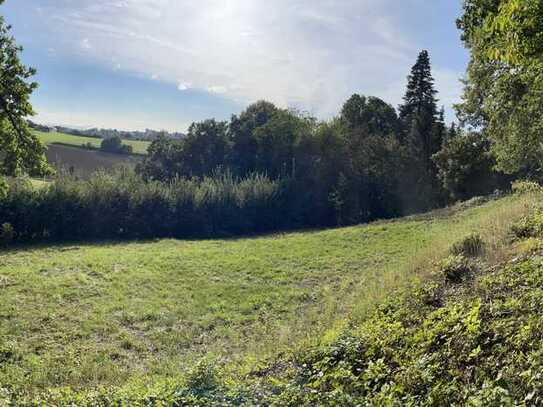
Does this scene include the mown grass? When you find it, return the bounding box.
[0,193,535,398]
[34,130,150,155]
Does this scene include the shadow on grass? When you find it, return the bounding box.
[0,193,499,254]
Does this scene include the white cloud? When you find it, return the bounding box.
[34,0,464,119]
[177,81,191,91]
[207,85,227,94]
[80,38,91,50]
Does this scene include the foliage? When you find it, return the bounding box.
[450,233,485,257]
[138,99,410,226]
[457,0,543,177]
[100,135,133,155]
[433,131,507,200]
[0,168,286,242]
[135,50,467,223]
[340,94,399,136]
[0,12,49,176]
[439,254,477,283]
[398,50,447,210]
[0,175,6,198]
[511,211,543,239]
[512,179,543,195]
[0,221,13,245]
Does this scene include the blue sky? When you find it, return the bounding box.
[3,0,468,131]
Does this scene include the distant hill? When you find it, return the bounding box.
[28,119,185,142]
[33,129,146,176]
[34,130,150,155]
[44,144,142,177]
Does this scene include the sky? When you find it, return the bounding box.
[2,0,469,132]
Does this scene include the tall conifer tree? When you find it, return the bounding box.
[399,50,445,209]
[399,50,444,169]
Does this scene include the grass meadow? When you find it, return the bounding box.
[34,130,150,155]
[0,193,534,396]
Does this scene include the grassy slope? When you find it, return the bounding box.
[44,144,142,178]
[34,130,150,154]
[242,190,543,405]
[0,194,532,402]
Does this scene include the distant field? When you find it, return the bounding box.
[0,195,528,396]
[45,144,142,177]
[34,130,150,155]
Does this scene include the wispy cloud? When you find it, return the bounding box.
[177,81,191,91]
[80,38,91,50]
[21,0,466,124]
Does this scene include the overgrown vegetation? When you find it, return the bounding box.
[457,0,543,177]
[136,53,459,223]
[0,169,284,242]
[100,135,133,155]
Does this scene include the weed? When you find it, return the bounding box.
[450,233,484,257]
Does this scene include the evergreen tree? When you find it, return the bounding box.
[399,51,437,120]
[399,50,443,166]
[398,50,445,209]
[0,1,49,176]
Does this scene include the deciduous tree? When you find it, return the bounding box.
[0,1,49,175]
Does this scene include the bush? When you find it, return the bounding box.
[0,169,287,244]
[511,211,543,239]
[0,222,14,245]
[512,180,543,195]
[100,136,133,155]
[439,254,476,283]
[450,233,484,257]
[0,176,7,199]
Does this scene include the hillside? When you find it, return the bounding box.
[0,190,539,405]
[32,130,147,177]
[44,144,142,177]
[34,130,150,154]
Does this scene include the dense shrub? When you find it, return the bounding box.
[512,180,543,195]
[0,222,14,245]
[450,233,485,257]
[0,169,287,243]
[511,211,543,239]
[100,136,133,154]
[439,254,476,283]
[433,132,509,201]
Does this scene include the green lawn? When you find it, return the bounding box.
[34,130,150,154]
[0,195,532,396]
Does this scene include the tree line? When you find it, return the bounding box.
[136,49,507,227]
[3,0,540,243]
